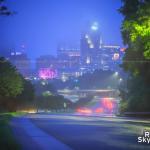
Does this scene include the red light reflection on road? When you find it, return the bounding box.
[95,107,104,113]
[101,98,114,112]
[76,108,92,114]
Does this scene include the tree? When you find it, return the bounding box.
[0,0,12,16]
[73,96,93,109]
[35,95,72,111]
[16,78,35,110]
[0,57,35,111]
[34,80,57,96]
[78,70,119,89]
[0,57,23,98]
[120,0,150,75]
[119,0,150,112]
[0,57,24,111]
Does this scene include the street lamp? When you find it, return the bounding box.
[119,78,123,82]
[114,72,119,76]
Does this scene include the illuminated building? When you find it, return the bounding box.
[99,45,125,71]
[9,51,31,78]
[36,55,58,78]
[36,55,57,69]
[80,22,125,72]
[34,22,125,79]
[57,46,81,78]
[39,68,57,79]
[35,55,59,80]
[57,48,80,57]
[80,22,103,71]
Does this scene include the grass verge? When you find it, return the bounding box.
[0,112,24,150]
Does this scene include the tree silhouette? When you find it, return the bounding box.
[0,0,13,16]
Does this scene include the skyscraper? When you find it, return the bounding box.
[80,22,102,71]
[80,22,125,72]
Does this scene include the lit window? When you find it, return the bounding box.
[86,57,90,64]
[89,44,94,48]
[87,39,91,44]
[85,34,89,39]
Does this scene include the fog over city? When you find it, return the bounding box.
[0,0,150,150]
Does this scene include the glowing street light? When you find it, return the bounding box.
[114,72,119,76]
[119,78,123,82]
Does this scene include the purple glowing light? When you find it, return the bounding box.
[39,68,57,79]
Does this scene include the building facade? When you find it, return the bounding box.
[80,22,125,73]
[9,51,31,78]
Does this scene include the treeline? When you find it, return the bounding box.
[119,0,150,113]
[47,70,124,90]
[0,57,72,112]
[33,80,93,111]
[0,57,34,111]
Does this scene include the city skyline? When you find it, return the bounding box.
[9,25,124,79]
[0,0,123,59]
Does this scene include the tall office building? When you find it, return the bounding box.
[80,22,103,71]
[80,22,125,72]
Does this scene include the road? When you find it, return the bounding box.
[23,114,150,150]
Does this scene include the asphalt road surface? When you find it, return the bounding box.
[24,114,150,150]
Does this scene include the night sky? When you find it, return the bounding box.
[0,0,123,59]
